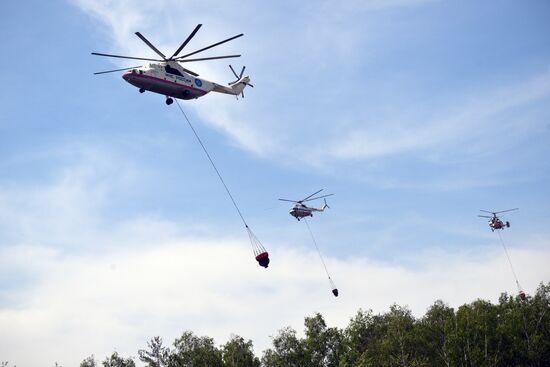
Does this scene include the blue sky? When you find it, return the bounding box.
[1,0,550,365]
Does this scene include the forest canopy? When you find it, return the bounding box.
[71,282,550,366]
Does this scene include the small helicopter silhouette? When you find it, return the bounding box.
[279,189,334,221]
[92,24,253,105]
[478,208,519,231]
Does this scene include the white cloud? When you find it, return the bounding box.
[1,139,549,366]
[326,69,550,161]
[0,144,142,249]
[3,2,549,366]
[1,237,549,366]
[75,0,550,182]
[72,1,433,161]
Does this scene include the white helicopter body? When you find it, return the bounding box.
[289,201,329,221]
[280,189,334,221]
[478,208,518,232]
[122,61,250,101]
[92,25,253,104]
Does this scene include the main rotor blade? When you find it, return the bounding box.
[478,215,492,218]
[170,24,202,59]
[176,33,244,60]
[278,199,300,203]
[302,189,324,202]
[93,66,142,75]
[91,52,163,62]
[178,55,241,63]
[303,193,335,203]
[479,210,495,214]
[239,66,245,78]
[135,32,167,60]
[495,208,519,214]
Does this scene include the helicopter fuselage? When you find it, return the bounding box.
[479,209,517,232]
[122,62,247,101]
[290,204,324,220]
[488,217,510,231]
[280,190,333,221]
[124,69,207,99]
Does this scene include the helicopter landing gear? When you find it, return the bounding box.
[139,88,145,93]
[165,97,174,105]
[506,221,510,227]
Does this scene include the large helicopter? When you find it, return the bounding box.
[279,189,334,221]
[478,208,519,232]
[92,24,253,105]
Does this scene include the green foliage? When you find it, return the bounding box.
[261,313,344,367]
[303,313,343,367]
[222,335,260,367]
[171,331,223,367]
[339,309,381,366]
[102,352,135,367]
[138,337,170,367]
[80,282,550,367]
[416,300,455,366]
[354,304,425,367]
[261,326,307,367]
[262,283,550,367]
[80,355,97,367]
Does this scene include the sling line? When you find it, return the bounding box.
[497,230,522,293]
[304,217,338,295]
[175,100,269,268]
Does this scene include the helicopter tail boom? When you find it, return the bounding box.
[211,77,251,96]
[229,76,250,93]
[311,199,330,212]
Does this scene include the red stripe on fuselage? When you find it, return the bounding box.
[123,72,207,95]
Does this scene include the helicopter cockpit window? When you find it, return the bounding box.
[164,65,183,76]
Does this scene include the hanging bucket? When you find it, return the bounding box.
[255,251,270,268]
[332,288,339,297]
[247,226,269,268]
[519,290,526,301]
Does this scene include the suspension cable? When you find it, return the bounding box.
[175,100,248,228]
[497,230,522,292]
[304,218,337,290]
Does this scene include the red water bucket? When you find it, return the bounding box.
[255,251,270,268]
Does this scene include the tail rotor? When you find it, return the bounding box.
[229,64,254,98]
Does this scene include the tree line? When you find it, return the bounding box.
[72,282,550,366]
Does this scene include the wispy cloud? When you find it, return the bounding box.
[75,0,550,188]
[1,143,549,365]
[2,236,548,366]
[0,144,143,248]
[326,69,550,161]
